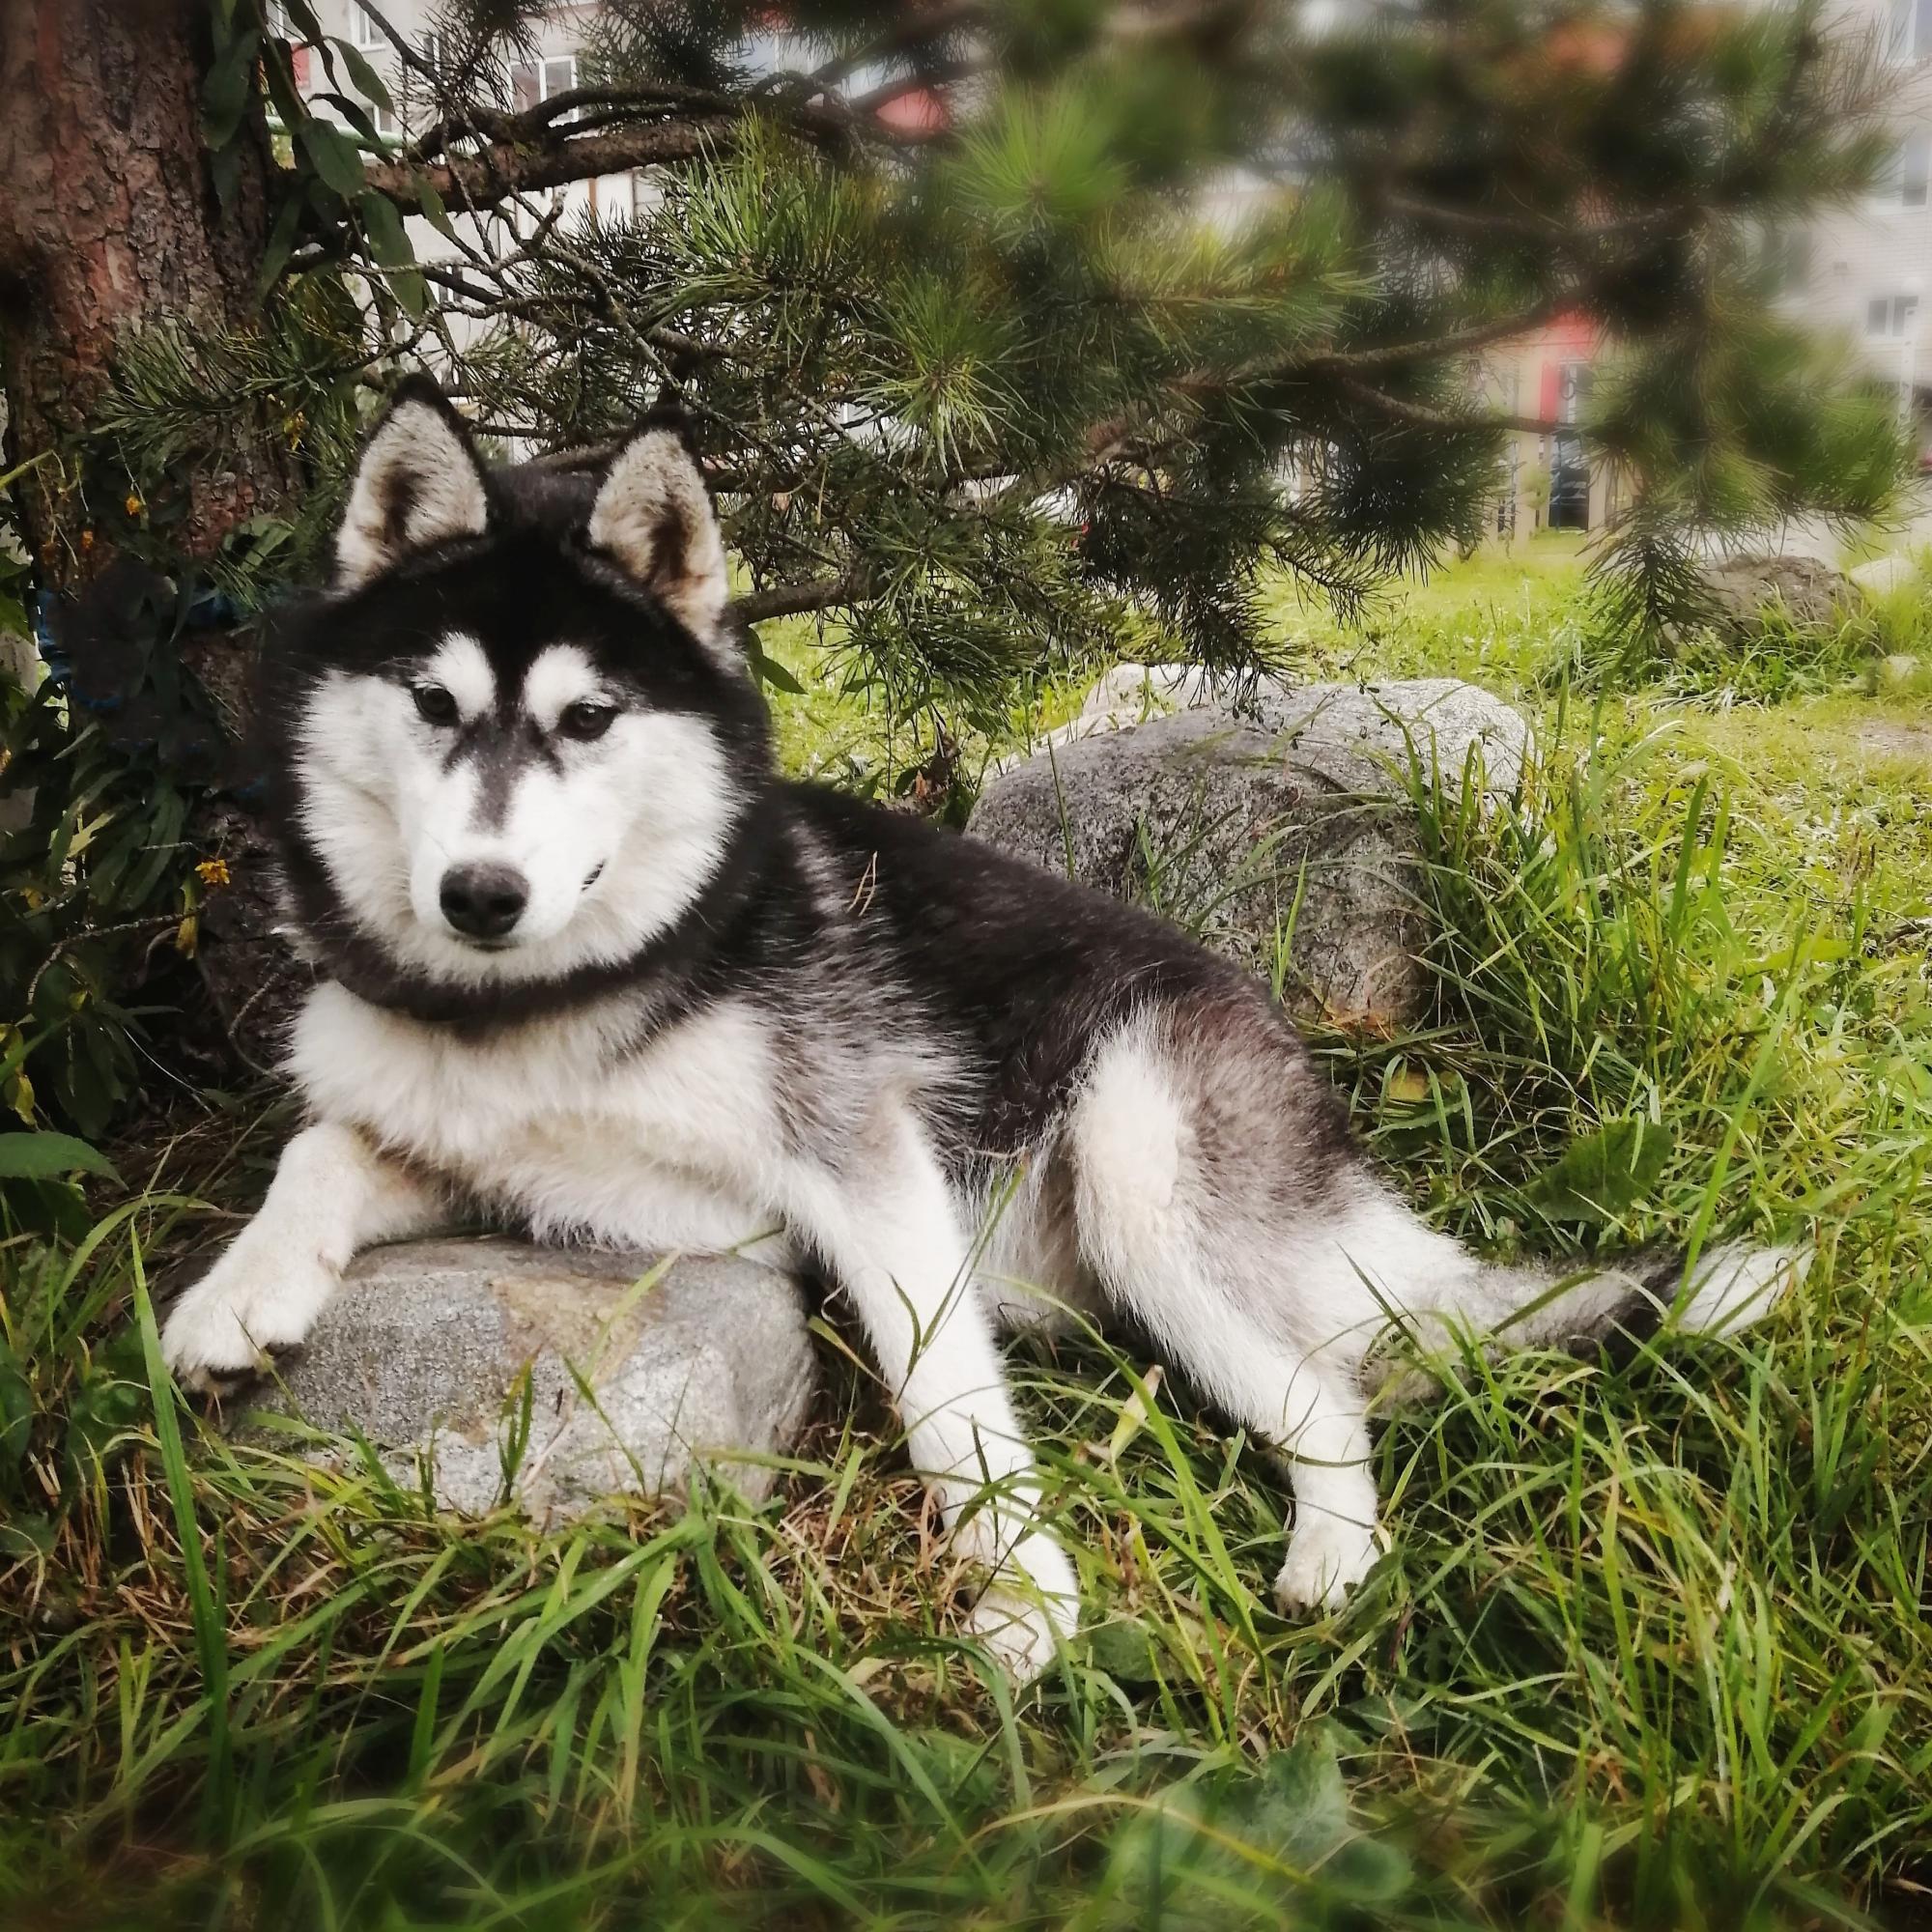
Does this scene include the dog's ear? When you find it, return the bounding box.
[584,421,727,639]
[334,377,490,589]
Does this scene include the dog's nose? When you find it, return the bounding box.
[439,863,528,941]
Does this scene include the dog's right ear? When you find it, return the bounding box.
[584,415,728,641]
[333,377,490,590]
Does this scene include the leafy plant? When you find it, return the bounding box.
[0,559,231,1168]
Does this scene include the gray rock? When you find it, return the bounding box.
[1078,662,1222,725]
[1244,676,1532,797]
[993,662,1219,771]
[241,1238,815,1520]
[1694,554,1852,634]
[969,679,1531,1024]
[1849,554,1921,598]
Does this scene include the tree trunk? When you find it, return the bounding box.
[0,0,305,1073]
[0,0,297,591]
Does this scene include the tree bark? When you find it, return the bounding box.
[0,0,306,1073]
[0,0,298,592]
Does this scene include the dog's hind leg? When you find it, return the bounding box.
[783,1110,1079,1683]
[1066,1019,1387,1614]
[161,1120,445,1390]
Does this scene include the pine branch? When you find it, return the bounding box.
[411,261,729,363]
[1379,193,1696,245]
[1331,374,1560,438]
[735,570,869,622]
[361,115,747,212]
[360,93,952,213]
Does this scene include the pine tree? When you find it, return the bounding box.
[7,0,1906,706]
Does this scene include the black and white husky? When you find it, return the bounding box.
[162,379,1804,1680]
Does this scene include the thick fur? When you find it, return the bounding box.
[163,379,1806,1680]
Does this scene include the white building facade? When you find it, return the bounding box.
[1778,0,1932,455]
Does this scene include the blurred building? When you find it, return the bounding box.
[1775,0,1932,464]
[1471,0,1932,538]
[1477,313,1625,540]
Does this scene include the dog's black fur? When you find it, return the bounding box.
[259,406,1354,1182]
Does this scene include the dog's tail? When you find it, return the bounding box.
[1360,1225,1809,1401]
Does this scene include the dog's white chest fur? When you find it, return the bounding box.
[289,982,781,1249]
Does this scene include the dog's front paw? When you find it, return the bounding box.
[964,1582,1070,1686]
[1272,1512,1380,1617]
[953,1526,1079,1687]
[160,1244,337,1393]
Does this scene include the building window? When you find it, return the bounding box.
[393,30,452,135]
[511,52,581,119]
[350,5,381,49]
[1548,364,1593,531]
[1892,0,1932,60]
[1906,135,1931,205]
[1868,294,1919,337]
[1880,133,1932,204]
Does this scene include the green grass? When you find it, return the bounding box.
[4,541,1931,1928]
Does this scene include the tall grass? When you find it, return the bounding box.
[3,558,1930,1928]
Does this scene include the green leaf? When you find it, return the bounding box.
[317,89,384,150]
[756,653,807,696]
[132,1253,233,1808]
[333,39,394,114]
[1523,1118,1675,1226]
[0,1513,54,1559]
[298,117,371,198]
[200,26,261,152]
[256,189,307,298]
[413,173,458,242]
[0,1131,121,1185]
[388,267,428,320]
[356,188,415,269]
[0,1340,30,1480]
[1085,1617,1164,1683]
[1246,1732,1412,1901]
[280,0,324,43]
[258,35,308,129]
[746,628,808,695]
[1101,1726,1411,1913]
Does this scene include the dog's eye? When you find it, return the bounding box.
[412,683,459,726]
[559,700,617,742]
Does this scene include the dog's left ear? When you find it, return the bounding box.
[334,377,491,590]
[585,424,728,639]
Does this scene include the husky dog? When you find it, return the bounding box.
[161,379,1804,1681]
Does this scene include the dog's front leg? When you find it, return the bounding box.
[786,1122,1078,1684]
[161,1121,443,1391]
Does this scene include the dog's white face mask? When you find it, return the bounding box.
[293,391,743,989]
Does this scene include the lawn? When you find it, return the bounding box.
[3,534,1930,1928]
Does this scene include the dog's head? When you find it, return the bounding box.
[266,378,769,1008]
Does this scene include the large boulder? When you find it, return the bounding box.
[239,1238,816,1520]
[1693,554,1852,634]
[1242,677,1531,795]
[969,677,1531,1026]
